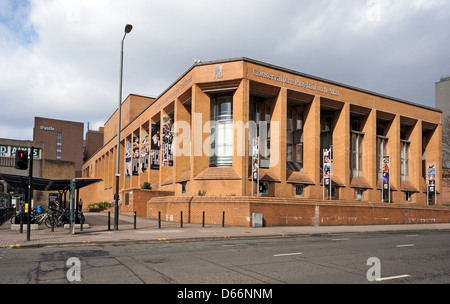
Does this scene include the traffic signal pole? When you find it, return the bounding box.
[27,147,34,241]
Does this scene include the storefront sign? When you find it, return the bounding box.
[252,68,340,96]
[40,126,55,131]
[0,145,41,159]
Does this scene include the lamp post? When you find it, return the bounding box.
[115,24,133,230]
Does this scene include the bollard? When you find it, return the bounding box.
[180,211,183,228]
[108,211,111,231]
[158,211,161,229]
[80,212,83,231]
[134,211,137,229]
[202,211,205,227]
[222,211,225,228]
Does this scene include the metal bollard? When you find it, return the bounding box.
[222,211,225,228]
[80,212,83,231]
[180,211,183,228]
[202,211,205,227]
[134,211,136,229]
[108,211,111,231]
[158,211,161,229]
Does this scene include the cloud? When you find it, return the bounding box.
[0,0,449,141]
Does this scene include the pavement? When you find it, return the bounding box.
[1,212,450,248]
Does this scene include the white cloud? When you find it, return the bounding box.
[0,0,449,141]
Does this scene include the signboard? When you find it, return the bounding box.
[0,145,41,159]
[323,148,332,200]
[150,124,160,170]
[427,162,436,205]
[162,115,174,167]
[140,128,149,173]
[132,135,139,176]
[125,139,131,178]
[382,156,390,202]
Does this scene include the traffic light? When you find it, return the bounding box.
[15,150,28,170]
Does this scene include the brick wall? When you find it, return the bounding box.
[148,196,450,227]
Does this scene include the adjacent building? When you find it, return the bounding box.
[33,117,84,177]
[81,58,443,206]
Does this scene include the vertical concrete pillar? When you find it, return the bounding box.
[233,79,249,196]
[387,115,401,203]
[303,96,321,198]
[271,88,287,196]
[410,120,422,204]
[191,85,211,195]
[333,102,350,199]
[364,109,377,201]
[174,97,191,194]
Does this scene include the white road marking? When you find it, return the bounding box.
[396,244,415,247]
[273,252,303,257]
[375,274,410,281]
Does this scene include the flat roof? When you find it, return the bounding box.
[0,174,101,192]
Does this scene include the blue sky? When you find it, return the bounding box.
[0,0,37,45]
[0,0,449,141]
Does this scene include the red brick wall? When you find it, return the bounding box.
[147,196,450,227]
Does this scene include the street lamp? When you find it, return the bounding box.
[115,24,133,230]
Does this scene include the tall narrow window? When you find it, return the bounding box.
[210,94,233,167]
[350,122,363,178]
[401,140,410,181]
[57,131,62,160]
[287,106,303,172]
[377,136,388,180]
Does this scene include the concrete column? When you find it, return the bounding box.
[174,97,191,194]
[271,87,287,196]
[410,120,422,204]
[387,115,401,203]
[333,102,350,199]
[364,109,377,201]
[232,79,249,196]
[303,95,321,198]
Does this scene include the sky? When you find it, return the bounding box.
[0,0,449,141]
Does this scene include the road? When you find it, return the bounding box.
[0,230,448,285]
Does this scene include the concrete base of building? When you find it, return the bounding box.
[147,196,450,227]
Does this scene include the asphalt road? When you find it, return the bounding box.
[0,230,448,286]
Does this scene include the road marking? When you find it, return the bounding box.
[375,274,410,281]
[332,238,349,241]
[396,244,415,248]
[273,252,303,257]
[406,234,418,237]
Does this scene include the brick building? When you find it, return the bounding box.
[33,117,84,177]
[81,58,443,221]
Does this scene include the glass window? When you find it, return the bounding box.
[181,182,187,195]
[210,94,233,166]
[405,192,412,202]
[259,181,269,195]
[295,184,304,197]
[351,131,363,177]
[355,188,364,200]
[377,136,388,180]
[401,141,410,181]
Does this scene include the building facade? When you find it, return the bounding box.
[436,76,450,168]
[33,117,84,177]
[82,58,442,206]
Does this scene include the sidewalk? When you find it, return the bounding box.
[1,212,450,248]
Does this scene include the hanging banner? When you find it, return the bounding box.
[323,148,332,200]
[252,137,259,181]
[132,136,140,176]
[427,162,436,193]
[150,124,160,170]
[140,128,149,173]
[382,156,390,202]
[323,148,331,186]
[162,115,174,167]
[125,139,131,179]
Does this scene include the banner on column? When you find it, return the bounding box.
[125,139,131,179]
[150,124,160,170]
[252,137,259,181]
[132,136,139,176]
[162,115,174,167]
[427,162,436,193]
[323,148,331,186]
[382,156,390,190]
[140,128,149,173]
